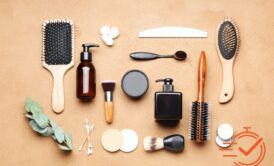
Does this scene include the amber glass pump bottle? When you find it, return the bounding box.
[77,43,99,102]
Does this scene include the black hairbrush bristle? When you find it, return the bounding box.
[42,20,74,65]
[217,18,240,60]
[189,102,209,142]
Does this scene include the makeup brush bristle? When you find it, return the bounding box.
[143,137,164,152]
[101,81,116,92]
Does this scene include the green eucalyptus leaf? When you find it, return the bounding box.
[49,119,58,130]
[57,144,71,151]
[41,127,54,136]
[25,97,33,113]
[25,98,73,151]
[30,102,43,115]
[29,120,48,134]
[33,113,49,128]
[54,126,65,143]
[64,133,73,150]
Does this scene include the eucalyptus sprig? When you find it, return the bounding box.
[25,97,73,151]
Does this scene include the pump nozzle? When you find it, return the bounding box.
[156,78,174,92]
[81,43,99,61]
[82,43,99,51]
[156,78,173,84]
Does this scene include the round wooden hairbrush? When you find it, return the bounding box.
[216,17,240,104]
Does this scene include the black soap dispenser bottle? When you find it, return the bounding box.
[155,78,182,125]
[76,43,99,102]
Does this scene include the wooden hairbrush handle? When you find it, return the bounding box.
[104,102,113,124]
[52,69,65,113]
[197,51,206,102]
[219,60,234,103]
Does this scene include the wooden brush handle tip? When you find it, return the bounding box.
[104,102,113,124]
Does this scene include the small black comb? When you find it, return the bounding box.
[42,20,74,113]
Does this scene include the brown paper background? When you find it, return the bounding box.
[0,0,273,165]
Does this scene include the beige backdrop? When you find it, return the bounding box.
[0,0,273,165]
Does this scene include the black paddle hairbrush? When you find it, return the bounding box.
[216,17,240,103]
[42,20,74,113]
[189,51,210,143]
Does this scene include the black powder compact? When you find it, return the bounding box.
[121,70,149,99]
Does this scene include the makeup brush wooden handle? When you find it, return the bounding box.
[219,61,234,103]
[52,69,65,113]
[197,51,206,102]
[104,102,113,123]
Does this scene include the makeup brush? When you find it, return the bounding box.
[189,51,210,143]
[101,81,116,124]
[130,51,187,61]
[143,134,184,152]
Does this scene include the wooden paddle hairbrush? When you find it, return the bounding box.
[189,51,210,143]
[216,17,240,103]
[42,20,74,113]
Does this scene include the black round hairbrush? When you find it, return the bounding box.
[189,51,210,143]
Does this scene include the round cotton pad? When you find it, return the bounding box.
[215,136,232,148]
[121,70,149,99]
[120,129,138,152]
[101,129,123,152]
[101,34,114,46]
[109,27,119,39]
[217,123,234,141]
[100,26,110,35]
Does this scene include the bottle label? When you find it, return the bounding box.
[83,67,90,93]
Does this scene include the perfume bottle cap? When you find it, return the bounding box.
[156,78,174,92]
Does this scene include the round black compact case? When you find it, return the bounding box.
[121,70,149,99]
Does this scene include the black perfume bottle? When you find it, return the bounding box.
[155,78,182,125]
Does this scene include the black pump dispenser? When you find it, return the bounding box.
[156,78,174,92]
[155,78,183,126]
[81,43,99,61]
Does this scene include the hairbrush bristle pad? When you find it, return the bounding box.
[42,19,74,65]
